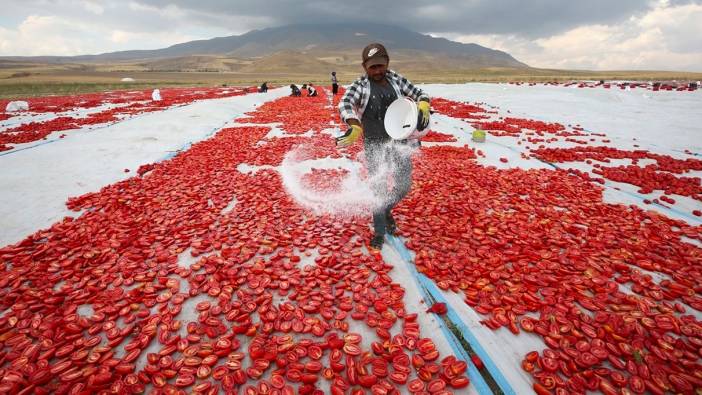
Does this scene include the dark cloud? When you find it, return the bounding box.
[137,0,655,37]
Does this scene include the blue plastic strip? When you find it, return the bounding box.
[0,139,59,157]
[384,236,493,395]
[386,235,516,395]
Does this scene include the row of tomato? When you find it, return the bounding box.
[0,87,251,152]
[0,87,250,115]
[530,147,702,208]
[419,132,457,143]
[508,81,698,92]
[532,146,702,174]
[1,88,700,394]
[242,92,702,393]
[433,100,702,216]
[0,87,469,394]
[422,98,702,394]
[301,169,351,194]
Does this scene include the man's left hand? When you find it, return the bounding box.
[417,100,431,131]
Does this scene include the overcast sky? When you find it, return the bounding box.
[1,0,700,71]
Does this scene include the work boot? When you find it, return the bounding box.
[386,213,398,235]
[369,234,384,251]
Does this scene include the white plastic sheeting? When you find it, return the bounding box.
[5,101,29,112]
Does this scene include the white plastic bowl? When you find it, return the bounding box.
[384,97,427,140]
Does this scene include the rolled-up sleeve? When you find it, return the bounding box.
[396,72,430,103]
[338,80,363,123]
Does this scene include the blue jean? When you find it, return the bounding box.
[364,139,413,235]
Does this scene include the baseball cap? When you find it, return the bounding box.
[362,43,389,67]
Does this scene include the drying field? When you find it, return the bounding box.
[0,82,700,394]
[3,59,702,99]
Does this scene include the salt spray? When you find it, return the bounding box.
[279,141,419,218]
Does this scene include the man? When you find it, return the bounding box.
[259,82,268,93]
[336,43,430,251]
[331,71,339,95]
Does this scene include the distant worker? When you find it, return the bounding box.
[290,84,301,97]
[259,82,268,93]
[307,83,318,97]
[331,71,339,95]
[336,42,431,251]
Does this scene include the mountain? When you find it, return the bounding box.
[2,24,528,70]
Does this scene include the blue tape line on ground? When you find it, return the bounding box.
[417,274,516,395]
[0,139,58,157]
[384,236,494,395]
[439,323,490,395]
[388,235,413,262]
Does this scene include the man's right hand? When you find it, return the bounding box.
[336,124,363,146]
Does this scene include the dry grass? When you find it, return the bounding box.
[1,59,701,99]
[0,82,210,98]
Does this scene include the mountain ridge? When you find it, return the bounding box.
[0,23,528,70]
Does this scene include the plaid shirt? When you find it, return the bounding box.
[338,69,429,124]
